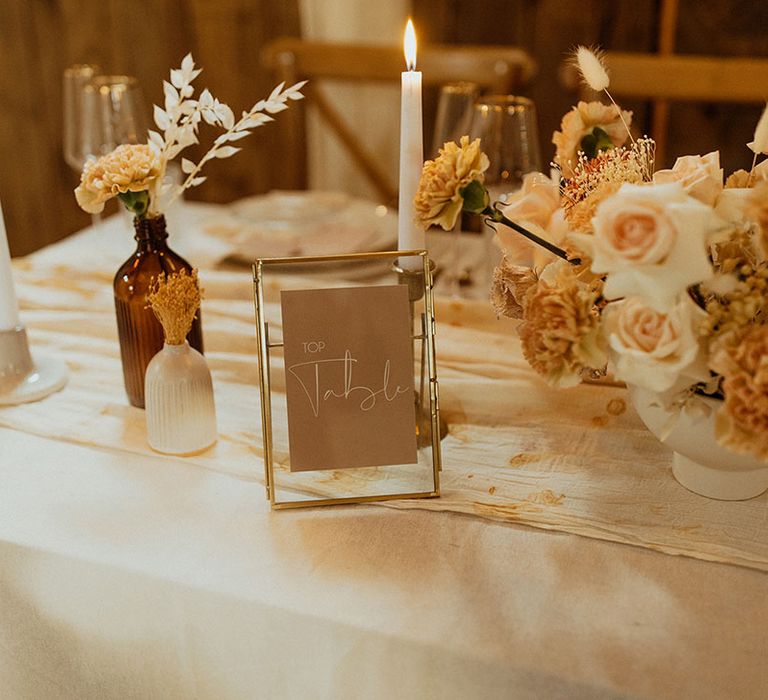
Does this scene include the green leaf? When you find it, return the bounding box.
[580,126,615,160]
[459,179,490,214]
[117,190,150,218]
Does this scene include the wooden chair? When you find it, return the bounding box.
[560,53,768,165]
[261,38,536,203]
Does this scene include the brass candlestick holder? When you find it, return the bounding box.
[0,325,68,405]
[393,254,449,447]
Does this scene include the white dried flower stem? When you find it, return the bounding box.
[176,80,306,198]
[145,53,305,212]
[747,102,768,185]
[604,88,635,146]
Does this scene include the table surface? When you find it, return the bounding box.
[1,203,767,700]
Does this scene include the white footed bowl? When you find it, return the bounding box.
[630,387,768,501]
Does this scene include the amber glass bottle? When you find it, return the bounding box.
[113,215,204,408]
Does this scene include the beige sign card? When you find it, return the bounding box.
[281,285,418,472]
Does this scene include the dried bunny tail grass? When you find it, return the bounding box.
[571,45,634,146]
[147,268,202,345]
[574,46,609,92]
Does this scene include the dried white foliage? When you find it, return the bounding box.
[148,53,305,211]
[748,102,768,155]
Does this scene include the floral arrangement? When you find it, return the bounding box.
[75,54,305,219]
[414,47,768,462]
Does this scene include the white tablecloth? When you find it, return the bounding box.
[1,205,767,699]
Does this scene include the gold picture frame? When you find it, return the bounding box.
[252,249,441,509]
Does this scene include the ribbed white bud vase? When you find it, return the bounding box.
[145,341,217,455]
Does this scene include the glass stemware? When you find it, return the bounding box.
[431,82,479,158]
[86,75,149,157]
[469,95,541,202]
[64,71,149,227]
[63,64,101,172]
[469,95,542,271]
[429,83,480,298]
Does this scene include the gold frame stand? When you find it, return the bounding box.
[252,249,442,509]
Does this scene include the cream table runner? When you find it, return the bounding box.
[4,206,767,572]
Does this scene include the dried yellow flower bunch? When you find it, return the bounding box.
[561,137,655,231]
[147,269,202,345]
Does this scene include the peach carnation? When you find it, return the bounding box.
[552,101,632,178]
[75,144,161,214]
[414,136,489,231]
[710,326,768,461]
[518,261,606,388]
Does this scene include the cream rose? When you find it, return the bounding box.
[75,144,161,214]
[653,151,723,206]
[724,159,768,188]
[552,101,632,178]
[603,296,709,393]
[496,172,568,265]
[414,136,490,231]
[573,182,717,310]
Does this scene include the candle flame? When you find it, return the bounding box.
[404,18,417,70]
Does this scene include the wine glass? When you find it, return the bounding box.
[469,95,542,272]
[469,95,541,202]
[86,75,149,157]
[431,82,479,157]
[63,64,101,172]
[430,83,480,297]
[65,73,149,227]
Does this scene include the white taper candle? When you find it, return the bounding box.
[398,19,425,271]
[0,202,21,331]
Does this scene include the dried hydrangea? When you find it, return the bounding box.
[701,260,768,347]
[517,262,607,388]
[490,258,538,320]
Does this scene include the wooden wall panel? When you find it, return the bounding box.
[0,0,299,256]
[414,0,768,175]
[414,0,657,173]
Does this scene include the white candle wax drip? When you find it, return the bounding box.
[398,19,425,271]
[0,202,21,331]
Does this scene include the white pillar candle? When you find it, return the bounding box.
[398,19,425,271]
[0,202,21,331]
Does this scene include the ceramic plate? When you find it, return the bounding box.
[203,190,398,263]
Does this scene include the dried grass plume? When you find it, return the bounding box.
[574,46,609,92]
[147,269,202,345]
